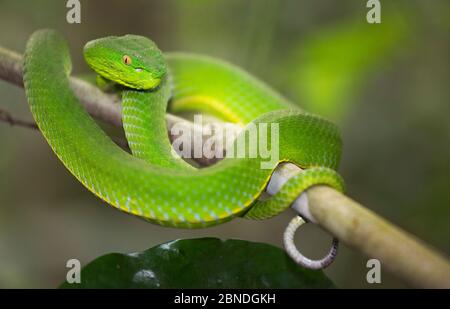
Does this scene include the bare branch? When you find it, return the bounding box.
[0,47,188,129]
[269,164,450,288]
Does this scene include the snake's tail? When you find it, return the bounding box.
[284,215,339,270]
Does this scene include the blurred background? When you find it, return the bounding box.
[0,0,449,288]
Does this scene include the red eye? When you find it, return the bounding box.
[123,55,132,65]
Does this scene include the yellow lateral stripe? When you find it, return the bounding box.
[171,95,243,124]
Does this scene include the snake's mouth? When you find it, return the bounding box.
[116,75,161,90]
[140,76,162,90]
[98,66,161,90]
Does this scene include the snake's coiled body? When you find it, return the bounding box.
[23,30,344,228]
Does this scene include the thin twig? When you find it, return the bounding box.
[0,46,449,288]
[0,107,38,129]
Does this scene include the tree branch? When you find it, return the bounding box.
[0,46,449,288]
[269,164,450,288]
[0,46,187,129]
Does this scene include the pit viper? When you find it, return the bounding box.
[23,30,344,233]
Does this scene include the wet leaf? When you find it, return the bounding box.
[60,238,336,288]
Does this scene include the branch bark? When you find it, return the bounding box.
[0,47,186,129]
[1,46,449,288]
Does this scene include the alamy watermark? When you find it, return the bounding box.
[170,115,279,169]
[366,0,381,24]
[66,1,380,25]
[66,258,81,284]
[366,258,382,284]
[66,0,81,24]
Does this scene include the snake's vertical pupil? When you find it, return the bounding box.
[123,55,132,65]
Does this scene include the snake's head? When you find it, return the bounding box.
[83,35,166,90]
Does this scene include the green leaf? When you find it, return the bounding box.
[60,238,335,289]
[286,12,411,122]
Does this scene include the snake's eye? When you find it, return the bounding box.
[122,55,132,65]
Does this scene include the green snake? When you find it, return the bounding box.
[23,30,344,238]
